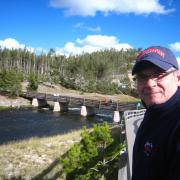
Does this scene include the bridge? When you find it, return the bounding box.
[22,92,138,122]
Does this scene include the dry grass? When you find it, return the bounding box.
[37,84,139,103]
[0,130,82,179]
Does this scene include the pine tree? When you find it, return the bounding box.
[0,70,22,97]
[61,123,124,180]
[27,73,39,91]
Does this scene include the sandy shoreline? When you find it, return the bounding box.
[0,95,30,107]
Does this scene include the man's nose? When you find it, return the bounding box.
[145,78,157,87]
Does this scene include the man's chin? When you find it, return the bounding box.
[144,98,160,107]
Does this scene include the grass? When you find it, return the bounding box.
[0,125,124,179]
[0,106,11,110]
[37,84,139,103]
[0,130,82,179]
[0,104,32,111]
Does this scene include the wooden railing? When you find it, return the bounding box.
[21,92,137,111]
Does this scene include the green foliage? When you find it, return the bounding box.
[0,70,22,97]
[27,73,39,91]
[61,123,124,180]
[96,81,120,94]
[119,86,139,97]
[0,47,139,96]
[62,143,82,174]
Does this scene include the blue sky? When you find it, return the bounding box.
[0,0,180,59]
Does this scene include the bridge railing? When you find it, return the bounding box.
[22,92,138,111]
[118,109,146,180]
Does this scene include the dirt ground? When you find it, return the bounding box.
[0,93,30,107]
[37,83,138,103]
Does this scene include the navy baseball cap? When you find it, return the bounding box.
[132,46,179,75]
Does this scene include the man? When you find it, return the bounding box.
[131,46,180,180]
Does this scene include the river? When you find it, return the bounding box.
[0,107,114,145]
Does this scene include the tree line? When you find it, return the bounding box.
[0,47,140,96]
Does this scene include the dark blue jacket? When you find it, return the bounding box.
[132,88,180,180]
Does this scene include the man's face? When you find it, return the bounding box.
[136,64,180,107]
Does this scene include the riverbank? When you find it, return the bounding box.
[0,121,121,179]
[0,130,82,179]
[0,94,30,108]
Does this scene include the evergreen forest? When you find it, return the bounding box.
[0,47,140,97]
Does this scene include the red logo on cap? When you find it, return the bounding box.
[137,48,165,60]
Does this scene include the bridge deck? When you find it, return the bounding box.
[22,92,137,111]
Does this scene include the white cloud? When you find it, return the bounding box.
[74,22,101,32]
[0,38,35,52]
[55,34,133,56]
[74,22,84,28]
[49,0,175,16]
[169,43,180,69]
[0,36,132,56]
[176,57,180,68]
[169,42,180,52]
[0,38,25,49]
[86,26,101,32]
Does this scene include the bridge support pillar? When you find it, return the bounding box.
[32,98,38,107]
[53,102,60,112]
[113,111,120,122]
[53,102,69,112]
[80,106,95,117]
[32,98,47,107]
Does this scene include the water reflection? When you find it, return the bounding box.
[0,108,113,144]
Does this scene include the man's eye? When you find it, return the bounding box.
[152,74,160,78]
[154,73,164,77]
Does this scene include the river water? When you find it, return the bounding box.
[0,108,114,145]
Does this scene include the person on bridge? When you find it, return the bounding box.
[131,46,180,180]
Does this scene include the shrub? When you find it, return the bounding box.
[0,70,22,97]
[61,123,124,180]
[27,73,39,91]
